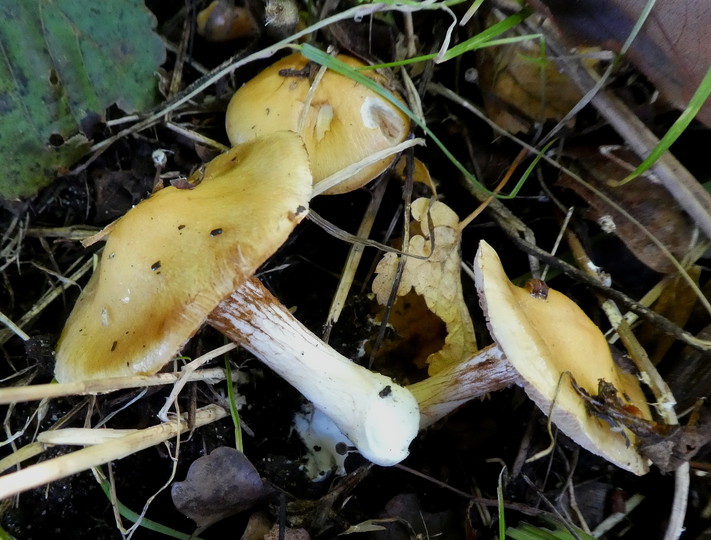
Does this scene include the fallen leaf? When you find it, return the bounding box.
[171,446,271,528]
[558,147,696,273]
[665,323,711,412]
[528,0,711,127]
[477,11,588,133]
[637,267,701,364]
[0,0,165,200]
[373,198,477,375]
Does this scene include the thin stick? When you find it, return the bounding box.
[0,311,29,341]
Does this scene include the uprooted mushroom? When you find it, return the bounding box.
[408,240,654,475]
[55,131,419,467]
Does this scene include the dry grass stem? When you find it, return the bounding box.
[0,404,226,500]
[0,367,235,405]
[0,257,95,346]
[311,138,425,197]
[157,343,237,421]
[324,177,388,336]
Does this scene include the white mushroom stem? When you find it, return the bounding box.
[407,344,519,429]
[207,277,420,467]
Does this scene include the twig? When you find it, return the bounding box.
[503,230,711,351]
[395,463,548,518]
[157,343,237,422]
[324,176,389,338]
[0,311,29,342]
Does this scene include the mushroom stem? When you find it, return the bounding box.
[407,344,519,429]
[207,277,420,467]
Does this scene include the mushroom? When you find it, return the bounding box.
[55,132,312,382]
[55,131,419,466]
[408,240,653,475]
[209,277,419,466]
[225,52,410,194]
[196,0,260,42]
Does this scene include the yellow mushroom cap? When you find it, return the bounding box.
[225,52,410,194]
[473,241,652,475]
[55,132,312,382]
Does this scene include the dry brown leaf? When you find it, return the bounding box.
[476,12,589,133]
[558,147,696,273]
[373,198,477,375]
[666,324,711,412]
[171,447,270,528]
[637,267,701,364]
[528,0,711,128]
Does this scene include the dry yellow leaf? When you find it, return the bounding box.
[373,198,477,375]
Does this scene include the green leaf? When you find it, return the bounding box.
[0,0,165,200]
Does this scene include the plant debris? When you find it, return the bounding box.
[1,1,710,538]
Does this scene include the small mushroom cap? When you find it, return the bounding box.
[473,241,652,475]
[196,0,260,42]
[225,52,410,194]
[55,132,312,382]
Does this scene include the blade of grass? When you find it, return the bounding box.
[360,34,540,70]
[506,522,597,540]
[224,357,243,452]
[618,65,711,184]
[506,523,560,540]
[441,7,532,61]
[460,0,485,26]
[497,467,506,540]
[358,7,534,69]
[99,479,203,540]
[300,43,536,199]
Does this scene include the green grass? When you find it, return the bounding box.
[298,5,547,201]
[99,478,202,539]
[224,357,243,452]
[619,65,711,184]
